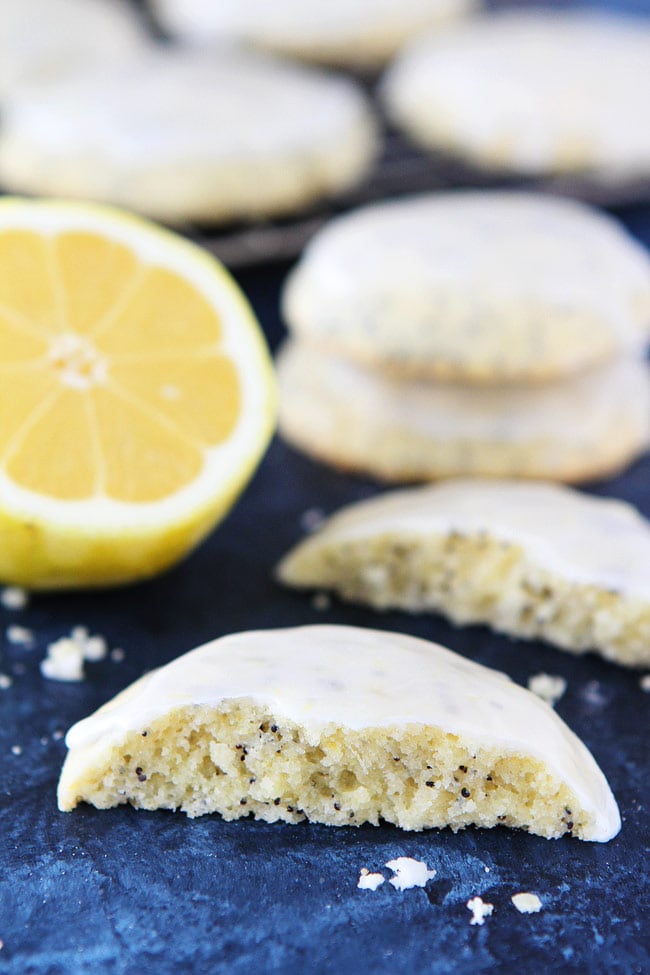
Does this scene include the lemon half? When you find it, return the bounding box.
[0,199,275,588]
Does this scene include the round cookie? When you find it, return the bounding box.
[0,50,377,225]
[58,624,620,841]
[382,11,650,182]
[151,0,476,69]
[276,340,650,484]
[283,192,650,384]
[0,0,149,97]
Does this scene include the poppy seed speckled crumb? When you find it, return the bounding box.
[278,481,650,668]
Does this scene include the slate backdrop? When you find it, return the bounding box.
[2,1,650,968]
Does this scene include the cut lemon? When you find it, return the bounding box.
[0,198,275,589]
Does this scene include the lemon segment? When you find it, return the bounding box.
[0,313,50,362]
[108,354,241,448]
[96,266,223,354]
[0,229,64,333]
[6,387,98,501]
[90,384,204,503]
[53,231,140,335]
[0,365,57,445]
[0,198,276,588]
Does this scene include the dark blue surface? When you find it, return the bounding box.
[2,199,650,973]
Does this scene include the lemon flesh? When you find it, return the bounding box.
[0,199,275,588]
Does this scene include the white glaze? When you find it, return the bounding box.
[383,11,650,178]
[64,624,621,841]
[0,0,148,97]
[284,193,650,378]
[279,480,650,600]
[1,49,371,165]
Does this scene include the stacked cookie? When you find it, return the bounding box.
[278,191,650,483]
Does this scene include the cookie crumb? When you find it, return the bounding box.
[357,868,385,891]
[640,674,650,692]
[10,745,22,756]
[300,508,325,533]
[82,635,108,662]
[70,626,108,661]
[581,680,607,707]
[6,624,33,646]
[0,673,12,690]
[528,673,567,706]
[467,896,494,925]
[52,729,64,741]
[360,563,389,590]
[512,892,542,914]
[41,638,85,681]
[311,592,331,612]
[385,857,436,890]
[110,647,125,663]
[1,586,29,610]
[41,627,109,681]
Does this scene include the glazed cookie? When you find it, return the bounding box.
[276,340,650,484]
[58,625,620,841]
[0,0,149,98]
[151,0,476,69]
[0,50,377,224]
[382,11,650,181]
[283,192,650,384]
[278,481,650,668]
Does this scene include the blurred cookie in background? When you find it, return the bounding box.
[0,0,150,97]
[283,192,650,385]
[0,49,378,224]
[276,341,650,484]
[383,11,650,186]
[149,0,477,69]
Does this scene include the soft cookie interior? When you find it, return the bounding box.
[278,532,650,668]
[58,700,588,839]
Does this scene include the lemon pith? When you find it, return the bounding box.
[0,198,276,588]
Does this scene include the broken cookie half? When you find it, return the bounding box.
[278,480,650,668]
[58,625,620,842]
